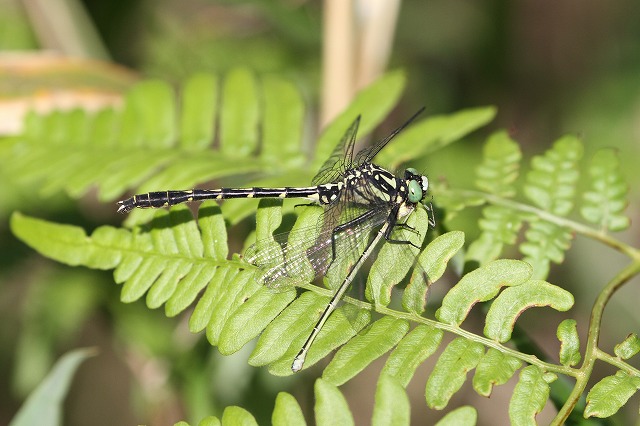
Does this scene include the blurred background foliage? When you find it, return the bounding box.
[0,0,639,425]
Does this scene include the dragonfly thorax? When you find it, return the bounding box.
[339,164,402,206]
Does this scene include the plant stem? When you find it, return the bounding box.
[449,189,640,261]
[552,260,640,425]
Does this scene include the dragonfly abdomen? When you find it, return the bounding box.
[117,186,321,213]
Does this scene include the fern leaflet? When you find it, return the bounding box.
[521,135,583,278]
[580,148,630,232]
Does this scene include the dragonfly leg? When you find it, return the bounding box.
[383,206,421,249]
[394,221,420,236]
[329,208,380,262]
[427,202,437,228]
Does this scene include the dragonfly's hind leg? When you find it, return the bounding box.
[328,209,380,263]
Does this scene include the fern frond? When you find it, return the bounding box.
[434,406,478,425]
[436,259,532,325]
[366,206,429,306]
[322,316,410,386]
[10,202,244,310]
[314,379,354,426]
[466,131,524,264]
[272,392,306,425]
[372,374,410,426]
[520,135,583,278]
[381,325,443,387]
[523,135,583,215]
[580,148,630,232]
[584,371,640,419]
[375,106,497,170]
[221,406,257,425]
[472,348,522,397]
[519,220,574,280]
[425,337,484,410]
[403,231,465,314]
[475,130,521,197]
[557,319,581,367]
[13,67,640,423]
[483,280,573,342]
[614,333,640,360]
[509,366,555,425]
[466,205,524,265]
[175,377,480,426]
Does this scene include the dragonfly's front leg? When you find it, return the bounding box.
[383,205,422,249]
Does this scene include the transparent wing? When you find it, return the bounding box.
[353,107,425,166]
[311,115,360,186]
[243,202,390,289]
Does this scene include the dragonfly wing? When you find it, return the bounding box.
[243,204,389,289]
[311,115,360,186]
[353,107,425,166]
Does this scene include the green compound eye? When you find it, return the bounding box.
[408,179,423,203]
[406,167,418,175]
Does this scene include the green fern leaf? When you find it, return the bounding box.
[3,69,316,226]
[372,374,410,426]
[197,417,220,426]
[475,130,521,197]
[11,203,295,360]
[267,303,371,375]
[272,392,306,426]
[382,325,443,387]
[484,280,574,342]
[314,379,354,426]
[193,270,259,342]
[124,79,178,146]
[584,370,640,418]
[556,319,581,367]
[429,181,485,222]
[524,135,583,215]
[11,211,125,270]
[580,148,630,231]
[614,333,640,360]
[472,348,521,397]
[322,317,410,386]
[519,221,573,279]
[220,406,258,426]
[425,337,484,410]
[219,68,260,156]
[509,365,555,425]
[466,131,525,264]
[9,69,513,393]
[261,75,306,164]
[217,286,295,356]
[466,205,524,265]
[436,259,532,325]
[434,406,477,426]
[367,206,429,306]
[404,231,465,314]
[179,73,218,150]
[172,415,221,426]
[249,291,329,367]
[520,136,583,278]
[375,106,497,170]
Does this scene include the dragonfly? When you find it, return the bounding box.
[117,109,435,372]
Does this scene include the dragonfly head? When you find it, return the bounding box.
[405,168,429,204]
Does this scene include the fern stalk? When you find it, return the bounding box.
[552,260,640,424]
[447,188,640,260]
